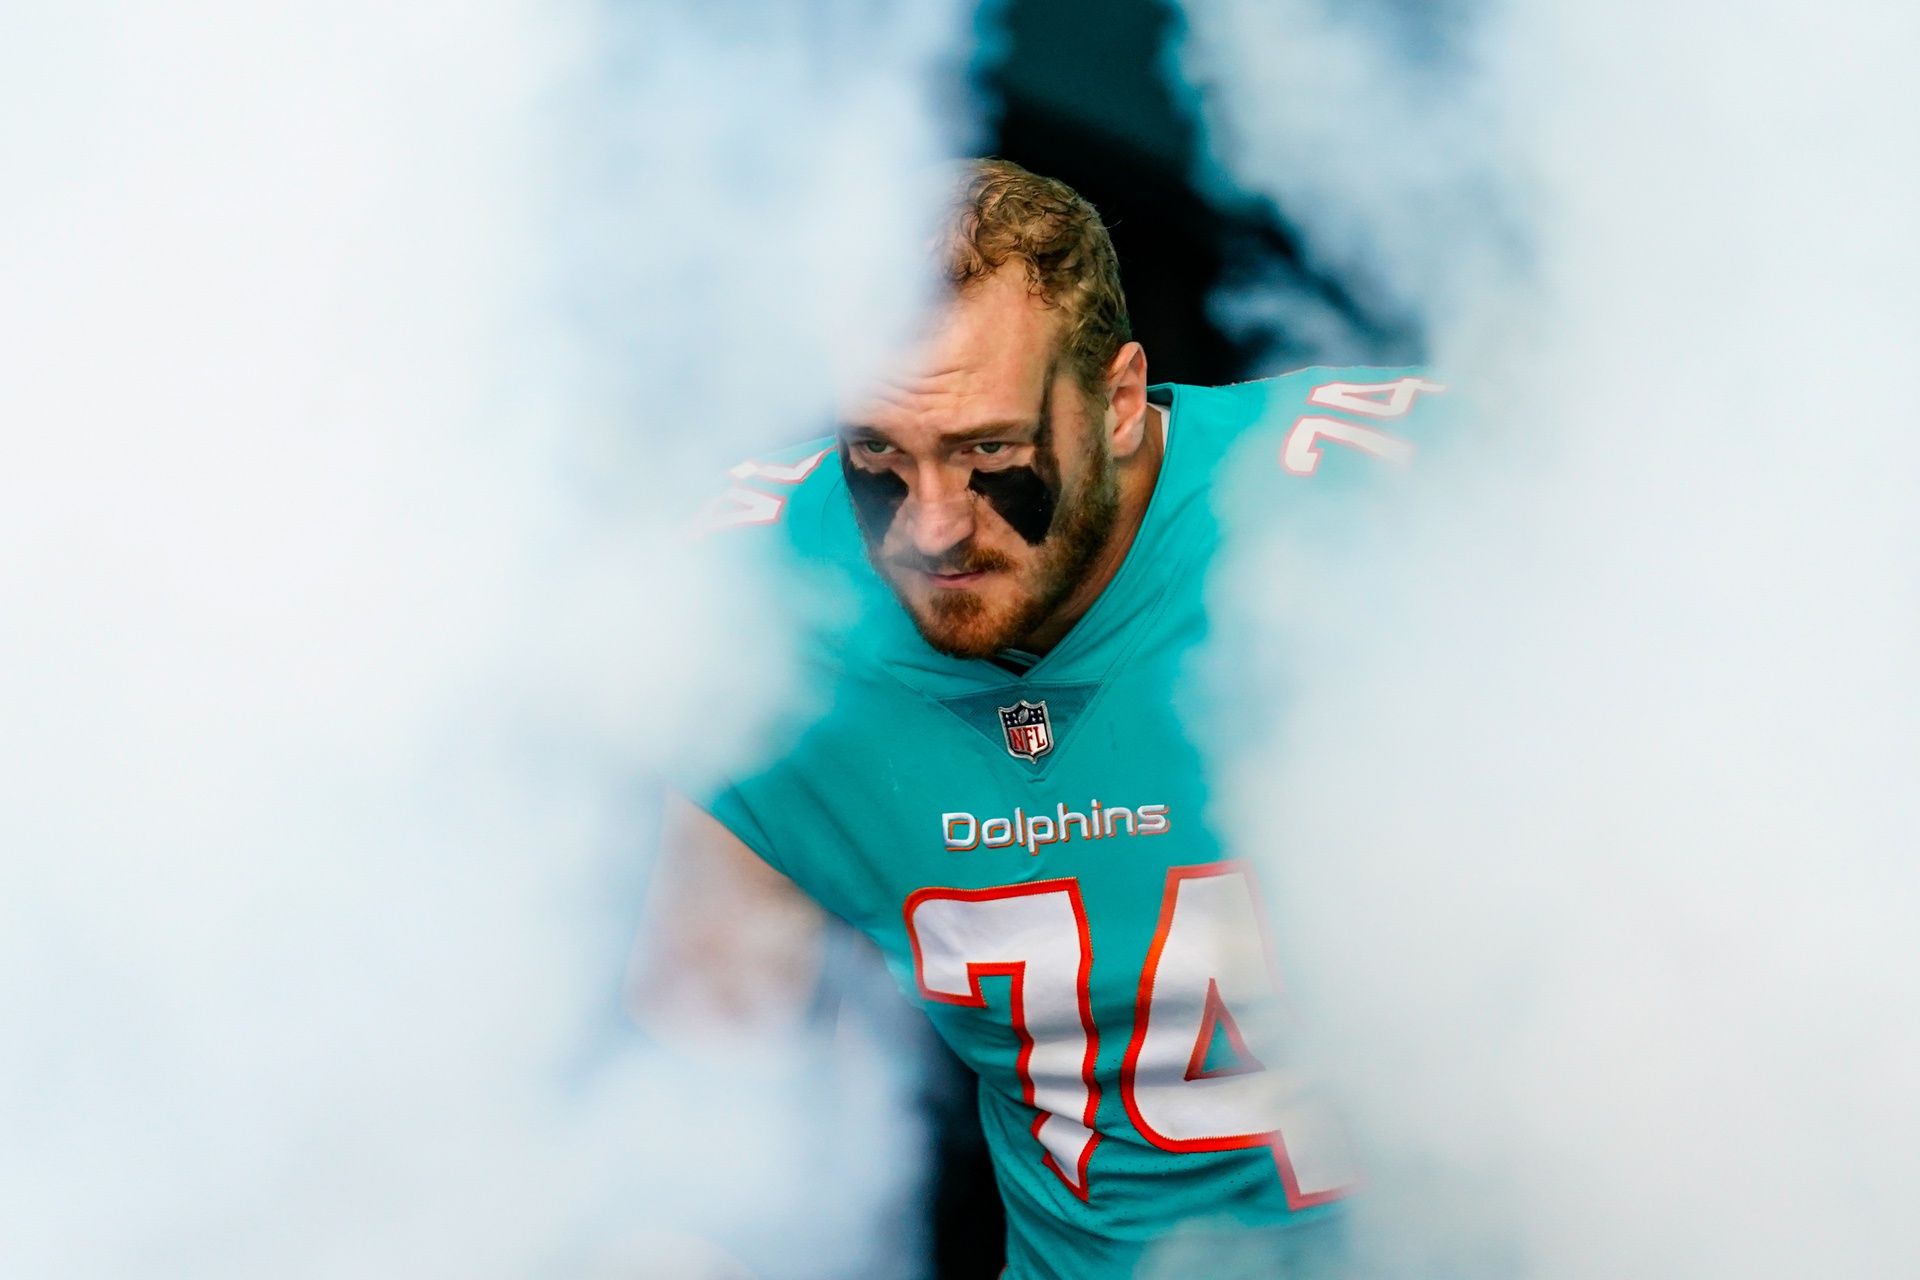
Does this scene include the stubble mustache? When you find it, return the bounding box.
[887,545,1019,579]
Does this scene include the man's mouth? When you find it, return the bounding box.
[891,552,1013,590]
[923,568,989,589]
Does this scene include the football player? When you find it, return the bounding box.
[634,159,1450,1279]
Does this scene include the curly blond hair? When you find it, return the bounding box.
[942,159,1132,397]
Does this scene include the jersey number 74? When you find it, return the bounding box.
[905,862,1358,1208]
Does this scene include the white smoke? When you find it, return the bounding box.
[1177,0,1920,1276]
[0,2,977,1276]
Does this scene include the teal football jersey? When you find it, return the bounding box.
[700,368,1453,1280]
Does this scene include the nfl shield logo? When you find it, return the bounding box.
[998,699,1054,763]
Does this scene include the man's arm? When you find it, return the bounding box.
[626,793,830,1045]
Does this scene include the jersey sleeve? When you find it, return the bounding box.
[680,737,858,917]
[673,434,851,884]
[692,778,790,878]
[1218,364,1453,470]
[1187,365,1458,537]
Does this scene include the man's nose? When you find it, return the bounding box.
[903,464,976,559]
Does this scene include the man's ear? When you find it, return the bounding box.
[1104,341,1150,458]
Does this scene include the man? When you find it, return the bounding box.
[635,159,1451,1278]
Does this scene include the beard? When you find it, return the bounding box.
[895,436,1121,660]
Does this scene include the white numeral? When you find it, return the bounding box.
[1121,863,1357,1209]
[1282,416,1417,476]
[905,880,1100,1198]
[1282,375,1446,477]
[1307,376,1446,418]
[904,865,1357,1208]
[727,448,830,484]
[699,448,832,533]
[698,485,786,531]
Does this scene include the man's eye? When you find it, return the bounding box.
[973,442,1008,456]
[858,440,895,456]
